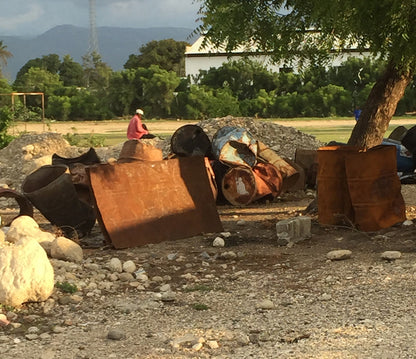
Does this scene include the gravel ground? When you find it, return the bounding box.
[1,194,416,359]
[1,118,416,358]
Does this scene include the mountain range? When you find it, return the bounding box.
[1,25,196,82]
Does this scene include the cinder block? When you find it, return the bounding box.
[276,216,311,243]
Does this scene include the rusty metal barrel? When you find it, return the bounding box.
[257,141,299,191]
[317,145,359,226]
[170,124,212,158]
[344,145,406,231]
[221,163,283,206]
[212,126,258,168]
[22,164,96,238]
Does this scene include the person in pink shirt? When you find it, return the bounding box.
[127,109,154,139]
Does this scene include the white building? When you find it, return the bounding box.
[185,35,371,82]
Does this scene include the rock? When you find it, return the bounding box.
[6,215,40,243]
[50,237,83,262]
[171,333,200,348]
[0,314,10,327]
[119,273,134,282]
[108,257,122,273]
[122,260,136,273]
[256,299,275,310]
[381,251,401,261]
[207,340,219,349]
[213,237,225,247]
[107,329,126,340]
[5,216,56,256]
[326,249,352,261]
[0,237,54,307]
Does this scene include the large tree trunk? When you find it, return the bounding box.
[348,62,414,148]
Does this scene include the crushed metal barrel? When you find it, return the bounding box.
[87,156,223,248]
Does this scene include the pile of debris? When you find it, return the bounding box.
[0,116,323,247]
[0,116,322,191]
[196,116,322,159]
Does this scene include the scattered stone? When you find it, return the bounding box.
[256,299,275,310]
[0,314,10,327]
[122,260,136,273]
[171,333,201,348]
[107,329,126,341]
[219,251,237,260]
[108,258,122,273]
[207,340,219,349]
[402,220,413,226]
[161,291,176,302]
[50,237,83,263]
[326,249,352,261]
[381,251,402,261]
[119,273,134,282]
[213,237,225,247]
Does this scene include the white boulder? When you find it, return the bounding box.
[0,237,54,307]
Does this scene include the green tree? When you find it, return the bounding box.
[197,0,416,148]
[197,59,278,100]
[0,78,13,106]
[125,39,189,77]
[82,51,112,89]
[0,41,12,79]
[14,54,61,86]
[59,55,84,87]
[141,65,181,117]
[15,67,62,94]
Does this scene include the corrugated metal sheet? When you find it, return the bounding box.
[88,157,223,249]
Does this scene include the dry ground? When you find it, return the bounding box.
[8,118,416,137]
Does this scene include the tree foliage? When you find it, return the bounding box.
[124,39,189,76]
[196,0,416,147]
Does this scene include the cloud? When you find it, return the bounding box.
[0,4,44,32]
[0,0,200,37]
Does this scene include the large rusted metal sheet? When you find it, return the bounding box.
[87,157,223,248]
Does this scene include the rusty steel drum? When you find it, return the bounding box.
[345,145,406,231]
[212,126,258,168]
[221,163,282,206]
[170,124,212,158]
[22,165,96,238]
[317,145,360,226]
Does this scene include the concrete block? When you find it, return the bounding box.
[276,216,311,243]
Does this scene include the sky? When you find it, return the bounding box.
[0,0,202,37]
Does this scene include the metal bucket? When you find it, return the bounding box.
[22,165,96,238]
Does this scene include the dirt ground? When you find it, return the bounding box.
[2,119,416,358]
[8,118,416,136]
